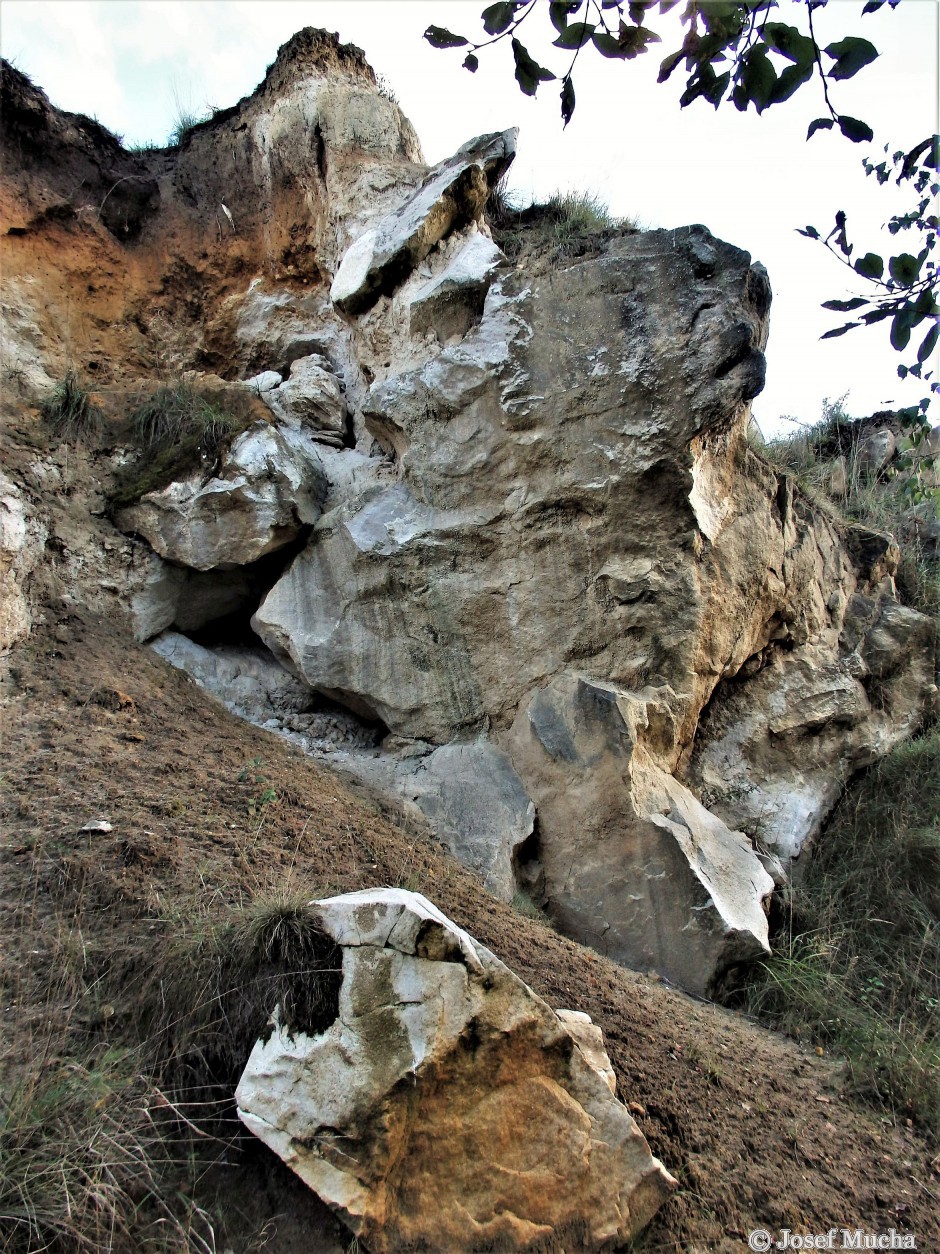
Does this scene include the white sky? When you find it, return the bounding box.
[3,0,938,435]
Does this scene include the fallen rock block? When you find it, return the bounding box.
[508,674,774,997]
[236,888,675,1252]
[330,128,516,314]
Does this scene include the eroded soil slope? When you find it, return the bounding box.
[1,612,937,1253]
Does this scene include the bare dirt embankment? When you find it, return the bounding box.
[2,612,937,1253]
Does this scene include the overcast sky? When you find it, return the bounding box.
[3,0,938,435]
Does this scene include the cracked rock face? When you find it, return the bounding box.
[508,674,774,996]
[5,27,936,1005]
[235,889,676,1252]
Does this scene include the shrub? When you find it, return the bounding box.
[39,370,102,444]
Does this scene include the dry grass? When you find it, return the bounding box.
[39,371,102,444]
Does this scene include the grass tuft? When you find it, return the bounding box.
[39,370,102,444]
[110,384,252,509]
[487,184,639,260]
[132,893,343,1094]
[744,731,940,1135]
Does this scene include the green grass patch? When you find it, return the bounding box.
[487,185,638,260]
[744,731,940,1135]
[109,384,252,510]
[39,370,102,444]
[758,397,940,619]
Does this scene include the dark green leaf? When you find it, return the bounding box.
[838,115,874,144]
[629,0,656,23]
[807,117,834,140]
[821,323,859,339]
[824,36,878,81]
[561,75,576,126]
[741,45,778,113]
[658,49,684,82]
[424,25,469,49]
[761,22,815,69]
[701,0,745,41]
[553,21,596,48]
[463,52,479,71]
[821,298,868,311]
[550,1,582,33]
[797,225,820,239]
[888,253,922,285]
[593,31,628,57]
[594,24,661,59]
[512,38,555,95]
[891,307,915,351]
[482,2,519,36]
[862,0,886,11]
[854,252,884,280]
[769,61,813,106]
[917,321,940,364]
[704,69,731,107]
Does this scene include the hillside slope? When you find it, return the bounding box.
[2,612,937,1251]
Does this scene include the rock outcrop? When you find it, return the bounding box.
[330,129,516,314]
[236,889,676,1251]
[1,29,935,1002]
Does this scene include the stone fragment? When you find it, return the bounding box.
[507,674,774,997]
[244,370,283,393]
[330,129,516,314]
[236,888,675,1252]
[0,470,43,651]
[80,819,113,833]
[261,355,348,445]
[116,422,327,571]
[409,231,506,341]
[856,426,897,476]
[555,1010,618,1095]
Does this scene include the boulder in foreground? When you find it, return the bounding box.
[236,888,675,1252]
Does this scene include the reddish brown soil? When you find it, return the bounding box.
[2,612,938,1253]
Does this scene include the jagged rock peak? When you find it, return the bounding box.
[257,26,380,96]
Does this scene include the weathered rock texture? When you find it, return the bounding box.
[236,889,676,1251]
[1,30,935,1000]
[116,420,328,570]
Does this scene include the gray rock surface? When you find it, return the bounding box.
[0,470,43,651]
[508,674,774,996]
[409,230,506,341]
[236,889,676,1252]
[116,421,328,571]
[335,740,535,902]
[261,354,349,446]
